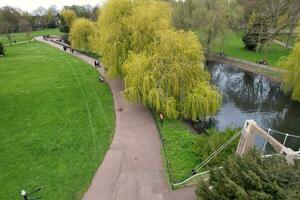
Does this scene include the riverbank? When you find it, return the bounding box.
[206,54,286,82]
[212,31,291,67]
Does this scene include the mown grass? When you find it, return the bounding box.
[154,115,239,184]
[0,28,62,45]
[0,41,115,199]
[212,31,292,67]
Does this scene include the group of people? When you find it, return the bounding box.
[256,59,268,65]
[63,46,74,53]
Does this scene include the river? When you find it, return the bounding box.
[206,62,300,151]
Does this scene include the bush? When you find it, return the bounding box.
[0,43,5,56]
[196,150,300,199]
[76,49,101,60]
[242,32,258,50]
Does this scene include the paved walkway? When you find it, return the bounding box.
[273,39,293,49]
[36,37,196,200]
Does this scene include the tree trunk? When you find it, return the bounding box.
[6,34,12,46]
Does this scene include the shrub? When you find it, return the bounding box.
[0,43,5,56]
[196,150,300,199]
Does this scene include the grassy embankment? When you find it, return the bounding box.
[154,115,239,186]
[0,41,115,199]
[212,31,292,67]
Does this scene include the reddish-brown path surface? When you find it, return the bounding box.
[37,37,196,200]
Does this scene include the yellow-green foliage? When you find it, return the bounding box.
[280,41,300,101]
[123,29,221,121]
[97,0,222,121]
[96,0,171,77]
[96,0,134,76]
[60,9,77,30]
[70,18,96,50]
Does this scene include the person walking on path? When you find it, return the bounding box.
[160,113,164,127]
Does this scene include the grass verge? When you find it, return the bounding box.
[153,114,239,185]
[212,31,292,67]
[0,28,62,45]
[0,41,115,199]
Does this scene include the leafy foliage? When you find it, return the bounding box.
[69,18,96,50]
[123,29,221,120]
[242,11,268,51]
[171,0,242,54]
[196,150,300,200]
[0,42,5,56]
[280,28,300,101]
[96,0,172,76]
[60,9,77,33]
[96,0,221,121]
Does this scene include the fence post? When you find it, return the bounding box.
[262,129,271,153]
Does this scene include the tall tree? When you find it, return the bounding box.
[285,0,300,47]
[60,9,77,33]
[18,18,32,41]
[96,0,135,76]
[96,0,221,120]
[171,0,242,54]
[124,30,221,120]
[0,6,21,45]
[69,18,96,50]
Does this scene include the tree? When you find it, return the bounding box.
[47,6,59,28]
[245,0,289,53]
[18,18,32,41]
[33,7,48,28]
[60,9,77,33]
[69,18,96,50]
[196,150,300,200]
[97,0,172,76]
[242,11,268,51]
[279,30,300,102]
[0,42,5,56]
[96,0,135,76]
[124,29,221,120]
[0,6,21,45]
[285,0,300,47]
[171,0,242,54]
[96,0,221,120]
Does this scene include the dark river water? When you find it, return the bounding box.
[206,62,300,151]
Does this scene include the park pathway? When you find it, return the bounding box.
[36,37,196,200]
[273,39,293,49]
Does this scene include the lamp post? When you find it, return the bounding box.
[21,190,28,200]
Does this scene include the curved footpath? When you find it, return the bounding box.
[36,37,196,200]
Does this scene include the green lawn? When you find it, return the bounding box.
[0,41,115,199]
[212,31,292,67]
[154,115,239,184]
[0,28,62,45]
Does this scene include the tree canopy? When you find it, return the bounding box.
[60,9,77,33]
[95,0,221,121]
[170,0,242,54]
[124,29,221,120]
[69,18,96,50]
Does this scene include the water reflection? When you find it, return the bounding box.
[207,62,300,136]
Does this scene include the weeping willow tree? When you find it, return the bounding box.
[96,0,134,76]
[96,0,172,77]
[280,39,300,101]
[69,18,96,50]
[123,29,222,121]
